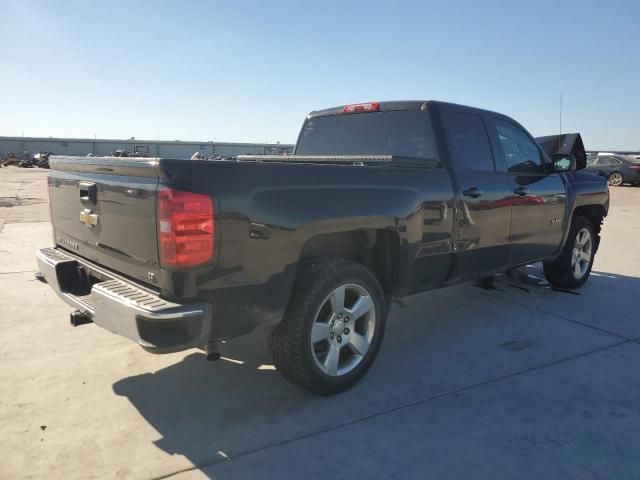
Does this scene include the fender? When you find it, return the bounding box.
[553,170,609,258]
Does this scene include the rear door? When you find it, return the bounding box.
[444,109,512,279]
[487,119,567,264]
[595,155,616,172]
[597,156,628,179]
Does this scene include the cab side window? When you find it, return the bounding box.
[494,120,544,173]
[448,111,495,171]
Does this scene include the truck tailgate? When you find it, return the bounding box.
[49,156,161,287]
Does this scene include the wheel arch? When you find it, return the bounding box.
[297,229,402,302]
[572,204,605,252]
[608,171,624,185]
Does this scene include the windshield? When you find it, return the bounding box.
[296,110,435,159]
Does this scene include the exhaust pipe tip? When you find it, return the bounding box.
[70,310,93,327]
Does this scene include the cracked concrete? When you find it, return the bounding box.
[1,166,639,479]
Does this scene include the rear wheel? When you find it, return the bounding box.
[608,172,623,186]
[269,259,386,395]
[543,216,596,289]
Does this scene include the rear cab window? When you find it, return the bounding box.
[295,110,435,160]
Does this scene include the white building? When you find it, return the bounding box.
[0,136,294,158]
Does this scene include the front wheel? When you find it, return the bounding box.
[543,216,596,289]
[269,259,386,395]
[608,172,623,186]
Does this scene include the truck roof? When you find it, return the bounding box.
[307,100,508,119]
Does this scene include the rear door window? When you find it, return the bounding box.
[296,110,435,159]
[447,111,495,171]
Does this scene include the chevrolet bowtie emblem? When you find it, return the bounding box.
[80,208,99,228]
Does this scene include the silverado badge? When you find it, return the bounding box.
[80,208,99,228]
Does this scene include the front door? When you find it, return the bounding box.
[488,119,567,265]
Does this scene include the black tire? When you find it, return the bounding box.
[543,216,597,289]
[268,258,387,395]
[608,172,623,186]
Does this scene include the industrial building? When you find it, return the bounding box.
[0,136,294,159]
[3,135,636,162]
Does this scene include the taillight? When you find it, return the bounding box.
[157,187,214,268]
[629,165,640,170]
[342,102,380,114]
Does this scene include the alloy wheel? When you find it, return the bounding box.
[571,227,592,279]
[310,283,376,377]
[608,173,623,186]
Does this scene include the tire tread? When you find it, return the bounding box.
[543,216,597,289]
[268,258,385,395]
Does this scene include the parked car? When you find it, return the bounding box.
[37,101,609,394]
[587,154,640,186]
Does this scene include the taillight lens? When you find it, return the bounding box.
[629,165,640,170]
[157,187,214,268]
[342,102,380,114]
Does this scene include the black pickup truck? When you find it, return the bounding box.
[37,101,609,394]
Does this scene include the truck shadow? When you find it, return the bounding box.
[112,266,640,473]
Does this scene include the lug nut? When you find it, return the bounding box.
[330,332,334,339]
[344,328,350,335]
[337,336,342,343]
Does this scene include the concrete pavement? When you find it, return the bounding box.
[1,166,639,479]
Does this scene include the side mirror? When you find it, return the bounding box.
[551,153,576,172]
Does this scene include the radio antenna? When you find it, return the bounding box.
[558,92,563,152]
[559,93,563,135]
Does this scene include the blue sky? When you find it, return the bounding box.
[1,0,638,149]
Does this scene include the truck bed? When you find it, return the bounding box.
[47,154,452,296]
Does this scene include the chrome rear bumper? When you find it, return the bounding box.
[36,247,210,353]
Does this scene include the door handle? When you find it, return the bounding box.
[462,187,483,198]
[513,186,529,196]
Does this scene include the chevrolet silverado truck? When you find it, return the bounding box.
[37,101,609,395]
